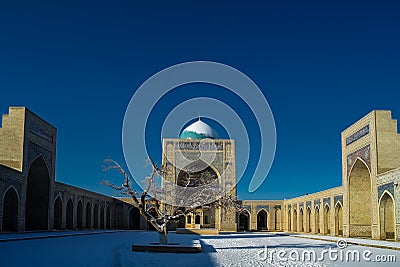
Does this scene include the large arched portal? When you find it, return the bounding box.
[177,161,219,187]
[379,192,395,240]
[66,199,73,230]
[257,210,268,231]
[129,207,140,230]
[238,210,250,231]
[335,203,343,236]
[2,187,19,232]
[25,156,50,231]
[53,196,62,230]
[349,159,372,237]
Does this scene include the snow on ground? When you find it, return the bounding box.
[0,231,399,267]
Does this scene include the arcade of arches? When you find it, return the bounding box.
[0,107,399,241]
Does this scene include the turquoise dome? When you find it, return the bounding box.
[179,119,219,139]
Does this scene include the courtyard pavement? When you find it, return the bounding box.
[0,231,398,266]
[291,233,400,251]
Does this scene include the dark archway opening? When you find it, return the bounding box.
[86,203,91,229]
[116,205,124,229]
[177,161,218,187]
[2,188,18,232]
[93,204,98,228]
[100,205,105,229]
[106,206,111,229]
[66,199,73,230]
[25,157,50,231]
[129,207,140,230]
[257,210,268,231]
[238,211,250,231]
[76,201,83,229]
[53,197,62,230]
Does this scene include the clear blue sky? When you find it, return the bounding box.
[1,0,399,200]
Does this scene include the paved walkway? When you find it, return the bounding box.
[1,231,399,266]
[292,233,400,250]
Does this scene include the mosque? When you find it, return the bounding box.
[0,106,399,241]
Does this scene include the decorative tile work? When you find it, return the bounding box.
[274,205,281,210]
[299,203,304,209]
[288,204,291,210]
[306,201,312,209]
[347,145,371,175]
[334,195,343,206]
[346,125,369,146]
[378,182,394,200]
[323,197,331,208]
[257,205,269,212]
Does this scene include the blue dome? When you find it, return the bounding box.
[179,119,219,139]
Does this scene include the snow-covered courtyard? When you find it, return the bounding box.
[0,231,399,267]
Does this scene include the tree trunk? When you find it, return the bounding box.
[158,231,168,245]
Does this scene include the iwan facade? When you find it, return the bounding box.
[0,107,399,241]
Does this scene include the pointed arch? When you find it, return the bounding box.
[299,208,304,232]
[85,202,92,229]
[379,191,396,240]
[76,200,83,229]
[238,210,250,231]
[306,207,311,233]
[275,208,281,231]
[324,204,331,234]
[257,209,268,231]
[293,209,298,232]
[93,204,98,228]
[2,186,19,232]
[25,156,50,230]
[66,198,73,230]
[106,205,111,229]
[53,196,62,230]
[100,204,105,229]
[128,206,140,230]
[315,206,320,233]
[348,158,372,237]
[177,160,220,187]
[335,202,343,236]
[116,204,124,229]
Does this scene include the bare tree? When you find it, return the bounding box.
[102,158,243,245]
